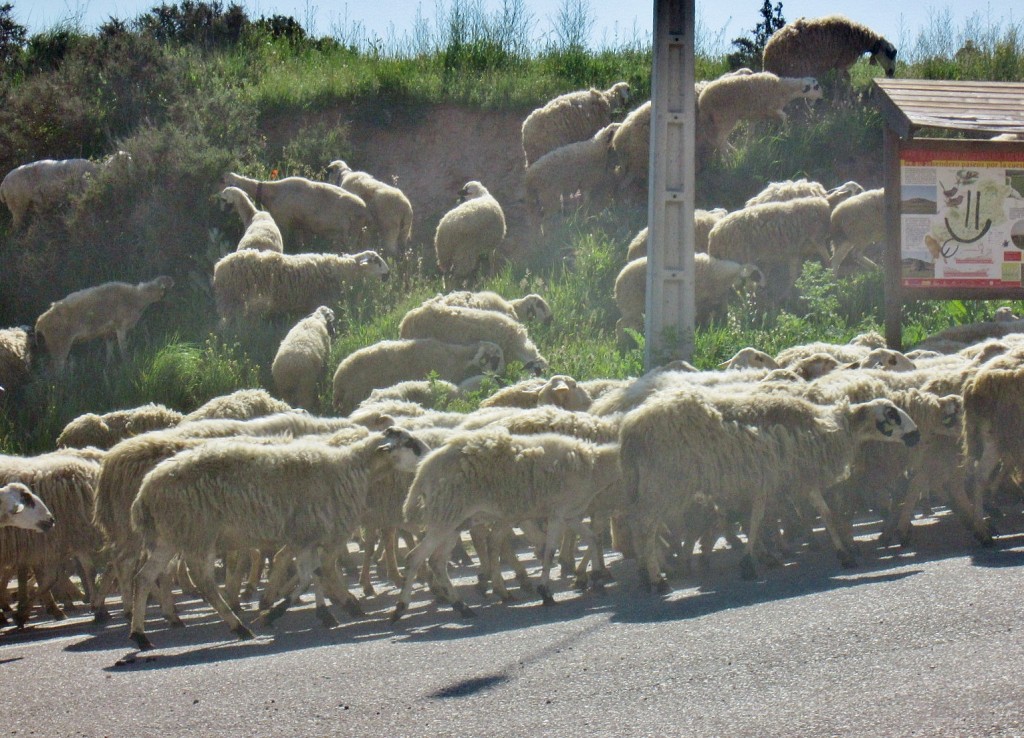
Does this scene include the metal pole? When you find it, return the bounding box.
[643,0,696,370]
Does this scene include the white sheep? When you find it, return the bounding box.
[390,426,621,621]
[220,171,371,250]
[521,82,631,166]
[776,336,880,368]
[34,275,174,374]
[325,160,413,258]
[830,188,885,270]
[0,482,55,532]
[479,374,592,411]
[271,306,337,411]
[398,301,547,374]
[363,379,462,409]
[911,317,1024,354]
[625,209,729,261]
[217,186,284,253]
[428,290,553,325]
[212,248,389,321]
[762,15,898,81]
[181,388,293,422]
[610,100,650,194]
[127,428,428,648]
[433,181,506,284]
[719,347,780,371]
[332,338,505,416]
[614,254,764,347]
[621,388,920,589]
[57,402,184,449]
[745,178,864,209]
[697,72,823,154]
[707,195,832,304]
[523,122,620,229]
[0,151,130,230]
[0,326,34,395]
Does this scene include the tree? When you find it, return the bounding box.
[726,0,785,71]
[0,2,27,69]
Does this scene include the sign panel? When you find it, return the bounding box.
[900,144,1024,288]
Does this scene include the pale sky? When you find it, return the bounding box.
[11,0,1021,56]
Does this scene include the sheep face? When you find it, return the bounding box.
[519,295,553,324]
[471,341,505,375]
[798,77,823,100]
[353,251,390,281]
[326,160,351,187]
[457,181,488,203]
[0,482,55,533]
[869,40,898,77]
[315,306,337,337]
[378,426,431,473]
[860,399,920,447]
[719,347,779,370]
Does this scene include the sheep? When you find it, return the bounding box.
[332,338,505,416]
[613,254,764,347]
[912,318,1024,354]
[271,306,337,411]
[776,337,880,368]
[324,161,413,258]
[610,101,651,193]
[181,388,294,422]
[830,188,885,270]
[34,275,174,375]
[0,452,102,626]
[0,482,55,532]
[707,196,832,304]
[720,347,780,371]
[212,248,389,321]
[220,172,371,250]
[697,72,823,154]
[363,379,462,409]
[57,403,184,450]
[0,151,130,230]
[0,326,34,395]
[398,301,547,374]
[479,375,592,411]
[621,388,920,589]
[843,347,916,372]
[390,426,621,621]
[426,290,553,325]
[523,122,620,229]
[762,15,898,82]
[521,82,631,166]
[745,179,864,209]
[433,181,506,284]
[625,209,729,261]
[217,186,284,253]
[127,428,429,649]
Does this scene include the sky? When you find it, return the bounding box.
[11,0,1022,56]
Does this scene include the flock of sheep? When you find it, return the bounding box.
[1,14,1021,650]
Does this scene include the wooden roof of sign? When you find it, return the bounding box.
[873,78,1024,139]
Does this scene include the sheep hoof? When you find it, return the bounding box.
[839,553,858,569]
[361,585,376,598]
[739,555,758,581]
[590,578,607,595]
[92,609,111,625]
[537,585,556,606]
[315,605,340,628]
[390,602,408,624]
[474,578,490,596]
[341,599,366,619]
[130,632,154,651]
[499,592,516,603]
[262,597,292,625]
[654,578,671,595]
[168,617,185,629]
[232,624,256,641]
[453,601,477,618]
[559,562,575,579]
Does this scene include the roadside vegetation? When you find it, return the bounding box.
[1,0,1022,453]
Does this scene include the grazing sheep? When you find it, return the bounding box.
[271,306,337,411]
[217,186,284,253]
[622,388,920,589]
[399,301,547,374]
[720,347,780,371]
[479,374,592,411]
[0,151,131,230]
[325,161,414,257]
[212,248,389,321]
[707,196,831,304]
[181,388,293,423]
[429,290,553,325]
[762,15,898,81]
[332,338,505,416]
[128,428,428,648]
[0,326,34,395]
[524,123,620,229]
[391,427,621,621]
[614,255,763,347]
[433,181,506,283]
[625,209,729,261]
[220,172,371,250]
[34,276,174,375]
[521,82,631,166]
[912,317,1024,354]
[830,188,885,270]
[57,403,184,450]
[363,379,462,409]
[0,452,102,626]
[745,178,864,209]
[610,101,651,193]
[0,482,55,532]
[697,73,823,153]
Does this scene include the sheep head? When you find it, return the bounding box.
[457,181,489,203]
[0,482,55,533]
[470,341,505,376]
[326,159,352,187]
[377,426,431,473]
[869,38,898,77]
[352,251,390,281]
[853,399,919,446]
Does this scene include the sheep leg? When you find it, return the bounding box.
[243,549,265,600]
[966,440,1001,535]
[536,517,567,606]
[381,527,405,588]
[359,528,380,597]
[740,493,769,581]
[574,516,610,590]
[317,544,365,619]
[258,546,294,611]
[185,553,255,641]
[392,527,462,623]
[469,523,491,594]
[223,549,246,613]
[130,542,176,650]
[91,552,125,624]
[558,528,578,579]
[487,525,515,602]
[804,487,858,569]
[883,469,928,547]
[946,471,995,546]
[255,548,318,627]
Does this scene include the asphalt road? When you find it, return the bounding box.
[3,509,1023,737]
